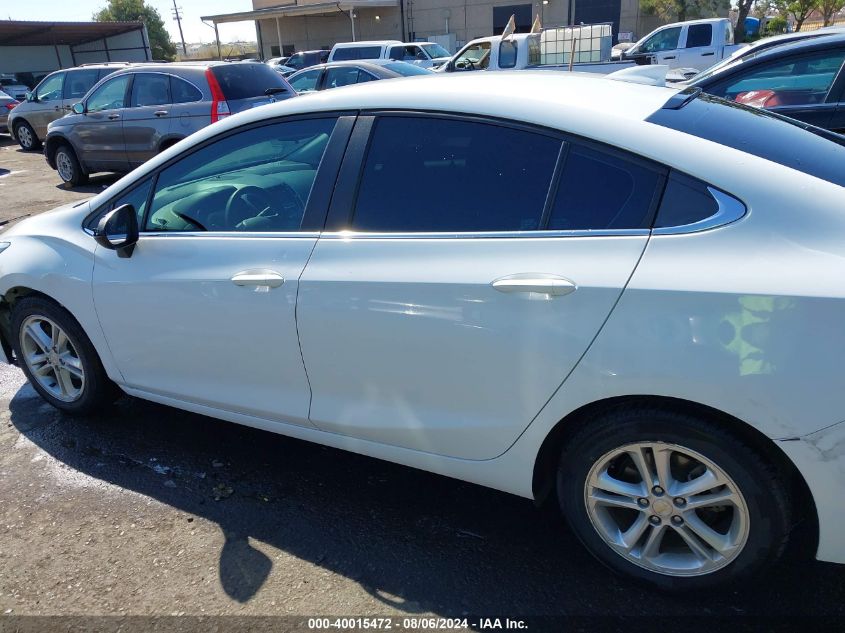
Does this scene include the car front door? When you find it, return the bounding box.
[297,115,663,460]
[122,73,173,167]
[636,26,683,66]
[92,115,351,424]
[71,74,131,172]
[29,72,65,138]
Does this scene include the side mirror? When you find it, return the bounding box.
[72,102,85,114]
[94,203,139,258]
[25,92,35,102]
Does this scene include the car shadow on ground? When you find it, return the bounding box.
[8,386,845,618]
[55,173,121,195]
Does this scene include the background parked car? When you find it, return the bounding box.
[329,40,451,68]
[0,74,30,101]
[44,61,295,186]
[0,90,20,134]
[287,60,431,94]
[8,63,130,151]
[687,32,845,133]
[279,50,330,76]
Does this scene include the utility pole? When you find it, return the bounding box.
[172,0,187,56]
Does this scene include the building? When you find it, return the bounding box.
[0,21,152,84]
[202,0,665,60]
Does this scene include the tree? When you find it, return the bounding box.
[734,0,755,43]
[819,0,845,25]
[93,0,176,61]
[779,0,818,30]
[639,0,729,22]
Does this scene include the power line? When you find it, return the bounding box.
[171,0,187,55]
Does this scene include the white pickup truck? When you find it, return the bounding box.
[438,18,746,75]
[620,18,748,72]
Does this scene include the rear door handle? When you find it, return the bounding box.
[662,55,676,60]
[231,270,285,288]
[701,52,715,56]
[492,273,577,296]
[154,110,168,117]
[108,114,120,120]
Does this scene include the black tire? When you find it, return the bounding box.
[54,144,89,187]
[11,296,120,415]
[14,120,40,151]
[557,405,793,591]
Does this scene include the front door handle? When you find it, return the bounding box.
[231,270,285,288]
[491,273,577,296]
[662,55,676,60]
[108,113,120,120]
[154,110,168,117]
[701,52,715,56]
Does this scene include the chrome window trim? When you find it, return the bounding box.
[652,187,747,235]
[319,229,650,239]
[138,231,321,239]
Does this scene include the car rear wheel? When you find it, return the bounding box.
[557,405,793,591]
[55,145,88,187]
[14,120,40,151]
[11,296,119,415]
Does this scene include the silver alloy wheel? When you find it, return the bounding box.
[17,124,33,149]
[19,315,85,402]
[56,150,74,182]
[584,441,750,577]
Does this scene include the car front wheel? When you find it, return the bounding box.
[14,120,40,151]
[557,405,793,590]
[11,296,119,415]
[54,145,88,187]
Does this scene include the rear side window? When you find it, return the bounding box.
[499,40,518,68]
[130,73,171,107]
[325,67,369,88]
[209,64,288,100]
[352,117,561,232]
[170,76,202,103]
[289,69,322,92]
[647,93,845,187]
[333,46,382,61]
[64,70,100,100]
[686,24,712,48]
[653,173,718,228]
[548,145,662,230]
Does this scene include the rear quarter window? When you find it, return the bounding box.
[647,93,845,187]
[333,46,382,61]
[210,64,288,100]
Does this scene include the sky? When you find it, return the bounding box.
[5,0,260,44]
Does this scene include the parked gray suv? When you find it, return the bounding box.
[44,61,295,186]
[9,63,129,151]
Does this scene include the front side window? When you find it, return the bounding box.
[454,42,491,70]
[708,50,845,106]
[36,73,64,102]
[499,40,518,68]
[286,54,306,69]
[289,69,322,93]
[86,178,153,232]
[352,117,561,232]
[421,43,450,58]
[86,76,130,112]
[548,145,662,231]
[145,118,337,232]
[686,24,712,48]
[130,73,171,107]
[640,27,682,53]
[63,70,100,100]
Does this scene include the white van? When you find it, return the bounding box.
[329,40,452,68]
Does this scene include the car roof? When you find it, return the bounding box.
[332,40,402,48]
[290,60,399,78]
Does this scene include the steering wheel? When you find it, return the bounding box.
[224,184,305,230]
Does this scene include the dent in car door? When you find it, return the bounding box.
[297,116,662,460]
[92,115,353,424]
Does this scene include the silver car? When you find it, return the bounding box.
[44,61,295,186]
[8,64,129,151]
[0,90,20,134]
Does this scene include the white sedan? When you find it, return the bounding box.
[1,73,843,590]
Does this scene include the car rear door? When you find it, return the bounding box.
[122,73,173,167]
[297,114,663,460]
[92,114,353,423]
[678,23,717,70]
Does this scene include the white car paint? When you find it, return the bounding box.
[0,73,844,567]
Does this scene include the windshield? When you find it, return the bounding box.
[421,43,450,58]
[384,62,432,76]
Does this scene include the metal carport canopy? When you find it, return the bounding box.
[0,20,145,46]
